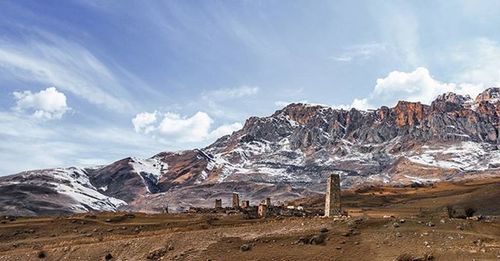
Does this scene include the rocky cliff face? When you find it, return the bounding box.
[2,88,500,215]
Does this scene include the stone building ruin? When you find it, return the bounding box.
[232,192,240,208]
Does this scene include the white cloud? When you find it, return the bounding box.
[344,38,500,110]
[132,111,157,133]
[203,85,259,101]
[157,112,213,142]
[0,32,134,111]
[13,87,69,120]
[208,122,243,139]
[347,67,484,110]
[132,111,242,143]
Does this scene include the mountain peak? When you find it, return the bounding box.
[476,87,500,104]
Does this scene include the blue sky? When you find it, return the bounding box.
[1,0,500,174]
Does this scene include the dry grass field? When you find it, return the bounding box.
[0,178,499,261]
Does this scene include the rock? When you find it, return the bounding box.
[456,225,463,230]
[399,219,406,224]
[104,253,113,260]
[319,227,329,233]
[37,251,47,259]
[341,232,350,237]
[240,244,251,252]
[393,222,400,228]
[396,232,402,237]
[426,222,435,227]
[309,234,326,245]
[146,247,168,260]
[296,236,308,245]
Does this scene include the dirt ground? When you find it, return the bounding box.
[0,178,499,261]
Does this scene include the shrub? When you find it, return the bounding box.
[464,207,476,218]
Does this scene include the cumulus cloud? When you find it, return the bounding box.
[348,67,484,110]
[13,87,69,120]
[157,112,213,142]
[132,111,157,133]
[132,111,241,143]
[203,85,259,101]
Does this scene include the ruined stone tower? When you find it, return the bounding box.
[215,199,222,208]
[258,204,268,218]
[241,200,250,208]
[265,197,271,207]
[232,192,240,208]
[324,174,341,217]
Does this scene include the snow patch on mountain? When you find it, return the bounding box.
[406,142,500,170]
[45,168,126,211]
[130,157,165,179]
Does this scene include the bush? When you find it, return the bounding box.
[465,207,476,218]
[446,205,455,218]
[446,205,467,219]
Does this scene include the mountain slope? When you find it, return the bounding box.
[2,88,500,215]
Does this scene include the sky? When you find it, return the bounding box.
[2,0,500,175]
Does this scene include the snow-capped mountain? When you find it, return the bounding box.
[2,88,500,215]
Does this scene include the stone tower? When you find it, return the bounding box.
[232,192,240,208]
[265,197,271,207]
[258,204,268,218]
[215,199,222,208]
[324,174,341,217]
[241,200,250,208]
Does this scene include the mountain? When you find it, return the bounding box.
[2,88,500,216]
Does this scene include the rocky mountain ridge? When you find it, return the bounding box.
[2,88,500,215]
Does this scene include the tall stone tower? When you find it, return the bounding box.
[258,204,268,218]
[232,192,240,208]
[324,174,341,217]
[214,199,222,208]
